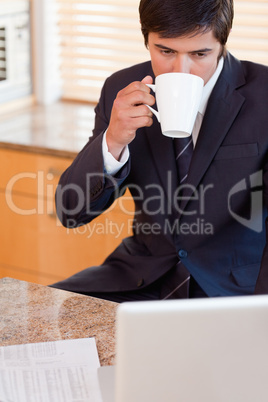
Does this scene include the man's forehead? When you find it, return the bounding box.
[148,30,219,49]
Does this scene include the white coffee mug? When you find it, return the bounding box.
[146,72,204,138]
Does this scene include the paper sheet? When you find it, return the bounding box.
[0,337,103,402]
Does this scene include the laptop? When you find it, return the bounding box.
[98,295,268,402]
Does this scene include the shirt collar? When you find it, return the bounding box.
[199,57,224,116]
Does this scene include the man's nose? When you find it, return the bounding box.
[172,55,190,73]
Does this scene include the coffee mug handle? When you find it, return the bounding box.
[145,84,160,122]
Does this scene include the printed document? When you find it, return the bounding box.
[0,337,103,402]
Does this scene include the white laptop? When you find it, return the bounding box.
[98,295,268,402]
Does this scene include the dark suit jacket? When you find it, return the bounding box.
[56,52,268,296]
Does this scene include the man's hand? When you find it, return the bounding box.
[106,76,155,160]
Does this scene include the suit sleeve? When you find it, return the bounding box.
[55,78,130,228]
[255,161,268,294]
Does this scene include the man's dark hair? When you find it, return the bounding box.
[139,0,233,50]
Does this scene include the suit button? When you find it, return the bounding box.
[137,278,144,287]
[178,249,188,258]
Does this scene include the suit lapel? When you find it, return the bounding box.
[143,64,179,203]
[144,122,178,209]
[179,53,246,213]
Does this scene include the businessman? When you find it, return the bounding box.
[51,0,268,301]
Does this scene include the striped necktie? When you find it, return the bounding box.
[163,135,194,299]
[161,261,191,299]
[173,135,193,184]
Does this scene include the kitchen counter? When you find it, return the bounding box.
[0,101,96,158]
[0,277,117,366]
[0,100,134,287]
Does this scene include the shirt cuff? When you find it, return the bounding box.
[102,130,129,175]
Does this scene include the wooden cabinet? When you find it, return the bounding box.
[0,148,134,285]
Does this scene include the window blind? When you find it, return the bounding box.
[56,0,148,102]
[227,0,268,65]
[56,0,268,103]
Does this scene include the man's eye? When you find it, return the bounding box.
[161,49,174,55]
[193,52,206,58]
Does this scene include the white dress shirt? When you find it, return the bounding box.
[102,57,224,175]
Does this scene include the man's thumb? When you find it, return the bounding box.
[141,75,153,84]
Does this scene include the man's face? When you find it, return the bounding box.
[147,30,223,85]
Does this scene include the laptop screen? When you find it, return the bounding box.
[114,296,268,402]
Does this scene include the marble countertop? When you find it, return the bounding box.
[0,277,118,366]
[0,102,96,158]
